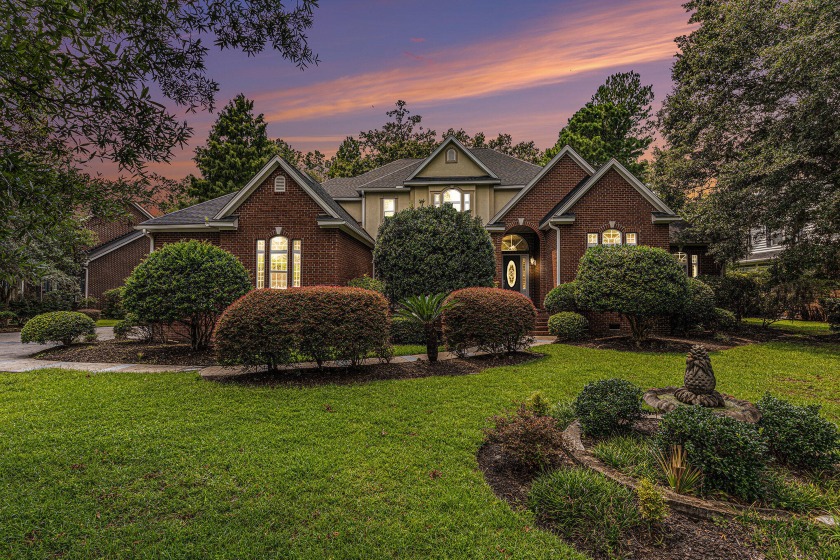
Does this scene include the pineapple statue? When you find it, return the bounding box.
[674,345,725,407]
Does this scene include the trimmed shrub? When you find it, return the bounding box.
[672,278,716,334]
[295,287,391,366]
[390,315,427,345]
[656,406,768,501]
[77,296,98,309]
[347,274,385,293]
[39,288,79,312]
[373,205,495,302]
[101,288,125,319]
[76,308,101,321]
[548,312,589,341]
[636,478,669,525]
[214,289,301,370]
[442,287,535,356]
[484,405,566,473]
[573,379,643,437]
[544,282,578,315]
[0,310,17,327]
[20,311,95,346]
[123,240,251,350]
[703,270,765,321]
[530,467,640,556]
[825,298,840,332]
[757,394,839,471]
[576,246,689,343]
[113,318,134,341]
[712,307,737,332]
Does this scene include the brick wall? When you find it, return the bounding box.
[86,236,149,300]
[87,205,148,247]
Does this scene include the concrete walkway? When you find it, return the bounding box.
[0,331,556,376]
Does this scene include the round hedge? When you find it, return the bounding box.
[573,378,643,437]
[673,278,716,332]
[20,311,95,346]
[548,312,589,341]
[713,307,737,332]
[576,245,688,342]
[544,282,578,315]
[442,287,535,356]
[372,205,495,302]
[123,240,251,350]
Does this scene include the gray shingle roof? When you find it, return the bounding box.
[469,148,541,186]
[139,193,237,226]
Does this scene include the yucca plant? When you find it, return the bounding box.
[654,444,703,495]
[395,293,454,362]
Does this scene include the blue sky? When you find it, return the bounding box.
[99,0,694,178]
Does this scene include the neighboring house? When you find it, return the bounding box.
[83,202,157,301]
[738,227,786,268]
[136,138,714,335]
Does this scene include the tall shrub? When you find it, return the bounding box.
[101,288,125,319]
[442,287,535,356]
[373,205,495,302]
[671,278,716,334]
[544,281,578,315]
[123,240,251,350]
[826,298,840,332]
[576,245,689,343]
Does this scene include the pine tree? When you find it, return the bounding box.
[188,94,278,202]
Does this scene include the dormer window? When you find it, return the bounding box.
[445,148,458,163]
[274,176,286,193]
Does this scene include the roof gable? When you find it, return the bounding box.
[405,137,498,182]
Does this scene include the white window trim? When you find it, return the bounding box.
[445,148,458,163]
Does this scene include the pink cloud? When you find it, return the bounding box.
[410,37,425,43]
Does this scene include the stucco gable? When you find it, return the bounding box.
[406,136,498,182]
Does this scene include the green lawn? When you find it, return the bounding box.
[95,319,120,327]
[742,317,833,336]
[1,341,838,558]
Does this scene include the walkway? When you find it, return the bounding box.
[0,331,556,376]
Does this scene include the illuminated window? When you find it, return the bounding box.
[691,254,699,278]
[433,193,441,206]
[674,252,688,275]
[446,148,458,163]
[269,236,288,289]
[256,240,265,288]
[502,234,529,252]
[625,233,637,245]
[442,188,462,211]
[601,229,622,246]
[587,233,599,247]
[292,240,302,287]
[382,198,396,219]
[463,192,471,212]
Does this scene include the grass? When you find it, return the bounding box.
[0,341,838,558]
[742,317,833,336]
[95,319,120,327]
[591,435,659,481]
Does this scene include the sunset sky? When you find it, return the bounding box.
[115,0,695,179]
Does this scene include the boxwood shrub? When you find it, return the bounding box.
[390,315,427,345]
[0,310,18,327]
[101,288,125,319]
[712,307,737,332]
[20,311,95,346]
[548,312,589,341]
[573,379,643,437]
[544,282,578,315]
[442,287,535,356]
[757,394,839,470]
[656,406,768,501]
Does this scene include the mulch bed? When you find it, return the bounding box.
[477,435,766,560]
[35,340,218,366]
[572,335,743,353]
[215,352,541,388]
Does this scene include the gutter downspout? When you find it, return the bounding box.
[141,228,154,253]
[549,223,562,285]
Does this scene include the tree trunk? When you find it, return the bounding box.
[425,325,438,362]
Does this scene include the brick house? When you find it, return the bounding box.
[133,138,718,334]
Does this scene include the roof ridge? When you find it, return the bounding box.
[354,159,421,190]
[469,147,542,169]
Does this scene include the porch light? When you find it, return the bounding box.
[530,257,537,266]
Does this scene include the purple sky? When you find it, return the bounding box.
[97,0,694,179]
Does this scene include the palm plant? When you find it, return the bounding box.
[654,444,703,495]
[395,293,454,362]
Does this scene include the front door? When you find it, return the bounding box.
[502,254,529,298]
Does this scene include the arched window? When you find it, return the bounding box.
[445,148,457,163]
[501,234,529,252]
[269,236,289,289]
[601,229,622,245]
[434,188,470,212]
[674,252,688,275]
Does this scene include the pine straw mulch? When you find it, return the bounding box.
[477,441,767,560]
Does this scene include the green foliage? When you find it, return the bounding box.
[547,312,589,342]
[101,288,125,320]
[757,394,839,471]
[77,296,98,309]
[635,478,669,525]
[576,245,689,342]
[657,0,840,279]
[442,288,535,356]
[654,444,703,495]
[672,278,716,334]
[0,310,18,327]
[524,391,551,417]
[549,400,577,430]
[347,274,385,293]
[389,316,427,345]
[701,270,765,322]
[112,318,134,341]
[766,471,838,514]
[592,435,659,481]
[545,71,654,179]
[20,311,95,346]
[76,308,101,322]
[395,293,453,362]
[713,308,738,332]
[656,406,768,501]
[573,379,644,437]
[123,240,251,350]
[484,405,565,473]
[826,298,840,332]
[373,205,495,302]
[543,282,578,315]
[530,467,640,556]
